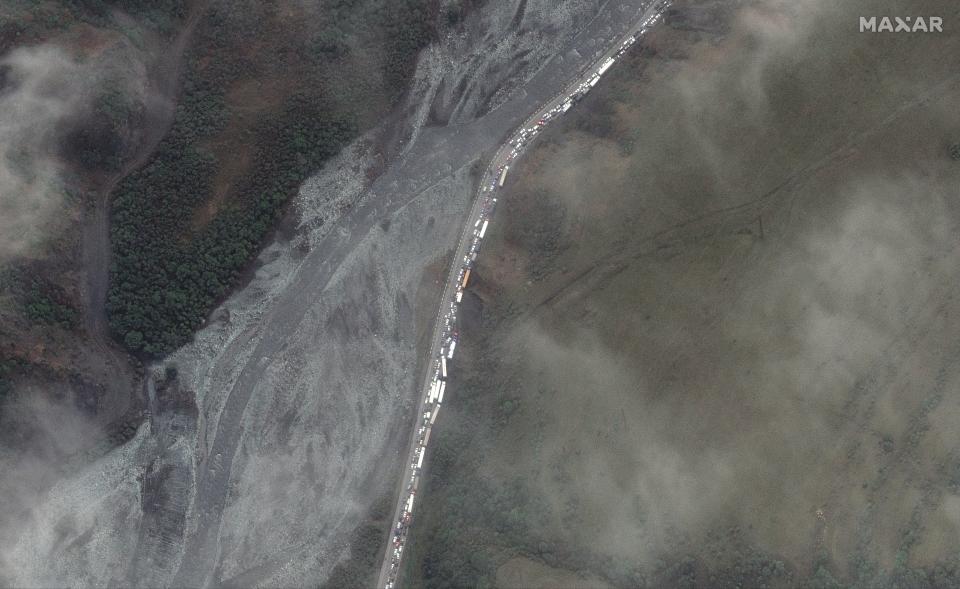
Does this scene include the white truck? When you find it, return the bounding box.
[597,56,615,76]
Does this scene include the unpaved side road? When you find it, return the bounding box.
[80,1,210,416]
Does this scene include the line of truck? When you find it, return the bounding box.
[381,6,666,588]
[499,15,663,165]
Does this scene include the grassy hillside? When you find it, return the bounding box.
[404,1,960,587]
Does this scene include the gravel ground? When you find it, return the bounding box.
[2,1,655,586]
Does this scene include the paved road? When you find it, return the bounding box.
[160,2,666,587]
[376,3,666,588]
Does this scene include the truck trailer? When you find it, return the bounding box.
[479,219,489,239]
[597,56,615,76]
[498,166,510,187]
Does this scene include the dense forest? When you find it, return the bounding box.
[107,0,439,356]
[67,0,188,33]
[0,0,441,424]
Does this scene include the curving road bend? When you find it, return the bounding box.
[376,3,667,587]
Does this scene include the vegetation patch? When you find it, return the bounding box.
[322,492,396,589]
[107,0,440,356]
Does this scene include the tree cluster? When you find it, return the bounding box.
[107,0,439,356]
[107,83,356,354]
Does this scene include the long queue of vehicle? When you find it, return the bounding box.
[382,10,664,588]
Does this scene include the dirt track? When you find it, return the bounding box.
[79,1,210,420]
